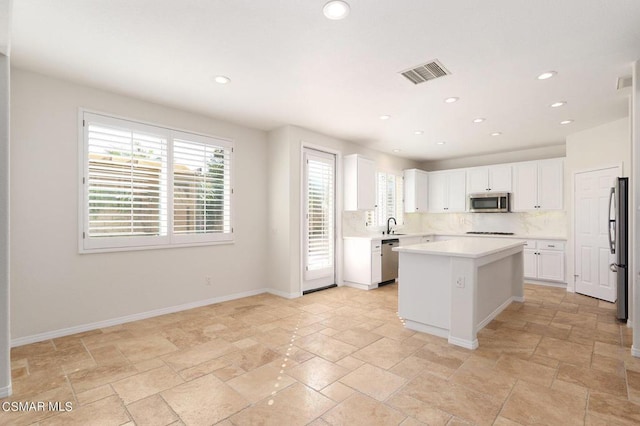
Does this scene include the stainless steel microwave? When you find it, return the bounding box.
[468,192,510,213]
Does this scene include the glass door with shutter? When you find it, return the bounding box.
[303,148,336,292]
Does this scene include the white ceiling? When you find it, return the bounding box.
[10,0,640,161]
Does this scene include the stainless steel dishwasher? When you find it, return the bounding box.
[381,238,400,285]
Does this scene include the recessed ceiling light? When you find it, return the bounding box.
[472,118,485,123]
[414,130,424,135]
[444,97,459,103]
[550,101,566,108]
[560,120,574,125]
[392,149,401,153]
[323,1,350,20]
[379,115,391,120]
[437,141,446,145]
[214,75,231,84]
[490,132,502,136]
[537,71,557,80]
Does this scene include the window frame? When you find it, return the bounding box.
[368,170,404,228]
[78,109,234,253]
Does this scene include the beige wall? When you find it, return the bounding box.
[565,117,631,292]
[10,68,269,340]
[421,145,565,171]
[267,125,419,296]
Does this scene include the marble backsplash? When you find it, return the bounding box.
[420,210,567,237]
[342,211,423,236]
[343,210,567,238]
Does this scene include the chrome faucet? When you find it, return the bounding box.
[386,217,397,235]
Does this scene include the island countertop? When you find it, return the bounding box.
[393,237,526,259]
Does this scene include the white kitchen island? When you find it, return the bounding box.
[393,238,525,350]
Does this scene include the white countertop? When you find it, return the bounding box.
[343,232,566,242]
[393,237,526,259]
[343,232,433,241]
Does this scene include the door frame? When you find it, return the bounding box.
[299,142,343,296]
[570,163,622,294]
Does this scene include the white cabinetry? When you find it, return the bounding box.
[404,169,429,212]
[428,170,466,213]
[466,165,512,194]
[523,240,565,283]
[512,159,563,211]
[344,154,375,211]
[344,239,381,289]
[371,241,382,284]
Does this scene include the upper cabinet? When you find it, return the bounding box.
[403,169,429,213]
[344,154,375,211]
[428,170,466,213]
[466,164,512,194]
[512,158,563,211]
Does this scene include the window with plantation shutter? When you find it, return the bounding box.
[370,171,404,227]
[81,112,233,252]
[172,133,232,243]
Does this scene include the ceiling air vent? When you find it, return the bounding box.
[400,59,451,85]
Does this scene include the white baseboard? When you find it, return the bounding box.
[404,320,449,339]
[343,282,378,291]
[476,297,515,331]
[632,346,640,358]
[513,296,525,302]
[525,280,567,288]
[0,384,11,398]
[448,336,479,350]
[11,288,269,348]
[265,288,300,299]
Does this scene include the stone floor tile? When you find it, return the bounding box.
[231,382,335,426]
[40,395,129,426]
[111,365,184,404]
[126,394,178,426]
[287,356,350,391]
[161,374,249,425]
[322,394,406,425]
[226,364,296,403]
[339,363,406,401]
[500,380,586,426]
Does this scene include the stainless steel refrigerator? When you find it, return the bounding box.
[608,177,628,321]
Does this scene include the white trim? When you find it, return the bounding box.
[343,282,379,291]
[266,288,299,299]
[632,346,640,358]
[300,142,341,295]
[448,336,479,350]
[525,280,567,288]
[476,297,516,330]
[404,319,449,339]
[0,384,11,398]
[11,288,267,347]
[78,109,235,254]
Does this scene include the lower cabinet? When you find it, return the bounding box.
[523,240,565,283]
[371,241,382,284]
[344,239,382,287]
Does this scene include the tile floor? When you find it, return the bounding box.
[2,284,640,425]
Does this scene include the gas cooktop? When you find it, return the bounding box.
[466,231,515,235]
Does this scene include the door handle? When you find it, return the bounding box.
[608,187,616,254]
[610,263,618,272]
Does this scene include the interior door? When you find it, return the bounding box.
[303,148,336,292]
[574,166,620,301]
